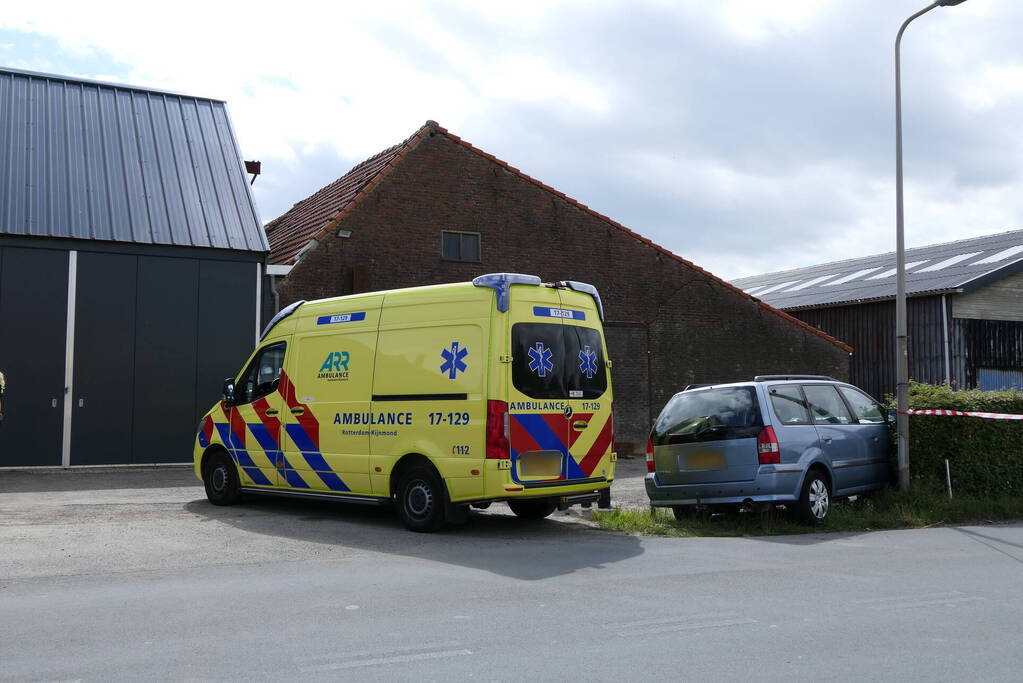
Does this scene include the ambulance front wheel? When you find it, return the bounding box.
[203,451,241,506]
[507,498,557,520]
[397,466,446,532]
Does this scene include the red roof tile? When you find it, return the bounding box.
[264,121,853,353]
[265,125,429,265]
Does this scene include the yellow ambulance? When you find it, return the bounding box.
[193,273,616,531]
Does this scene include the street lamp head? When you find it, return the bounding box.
[937,0,969,6]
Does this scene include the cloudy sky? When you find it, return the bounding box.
[2,0,1020,278]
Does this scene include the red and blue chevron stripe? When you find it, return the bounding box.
[509,412,612,484]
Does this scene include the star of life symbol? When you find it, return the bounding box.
[527,342,554,377]
[440,341,468,379]
[578,345,598,379]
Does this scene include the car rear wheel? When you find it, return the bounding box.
[203,451,241,506]
[508,499,557,520]
[396,466,446,533]
[671,505,691,521]
[795,471,830,525]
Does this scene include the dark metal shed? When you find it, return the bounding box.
[732,230,1023,398]
[0,67,268,467]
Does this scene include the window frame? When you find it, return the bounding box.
[767,384,812,425]
[440,230,481,263]
[510,322,608,400]
[234,341,287,406]
[837,385,886,425]
[801,383,855,426]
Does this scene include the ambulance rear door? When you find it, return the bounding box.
[506,286,574,487]
[557,286,614,483]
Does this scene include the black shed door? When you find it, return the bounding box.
[71,252,137,465]
[0,247,68,467]
[132,256,199,464]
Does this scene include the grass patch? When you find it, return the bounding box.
[592,488,1023,537]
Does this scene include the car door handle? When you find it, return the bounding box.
[290,407,305,415]
[572,421,588,431]
[265,409,279,416]
[823,436,833,443]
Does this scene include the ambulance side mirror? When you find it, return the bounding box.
[222,378,236,405]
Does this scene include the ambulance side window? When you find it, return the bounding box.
[237,342,286,404]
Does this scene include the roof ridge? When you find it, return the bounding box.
[0,65,225,102]
[734,227,1023,284]
[265,136,417,234]
[265,120,851,353]
[425,124,851,353]
[292,122,434,245]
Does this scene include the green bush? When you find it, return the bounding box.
[898,382,1023,496]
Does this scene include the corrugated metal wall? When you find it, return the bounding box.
[950,318,1023,390]
[977,368,1023,391]
[793,296,948,399]
[0,69,266,252]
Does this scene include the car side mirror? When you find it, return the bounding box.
[222,378,236,405]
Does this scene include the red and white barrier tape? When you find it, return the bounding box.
[899,409,1023,421]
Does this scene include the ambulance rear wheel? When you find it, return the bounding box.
[203,451,240,506]
[508,499,557,520]
[397,466,446,533]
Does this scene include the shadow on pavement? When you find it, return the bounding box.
[0,466,195,493]
[184,495,644,581]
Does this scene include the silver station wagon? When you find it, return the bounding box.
[644,375,891,524]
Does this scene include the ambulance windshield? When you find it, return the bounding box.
[511,323,607,400]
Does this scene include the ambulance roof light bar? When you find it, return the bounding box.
[260,299,305,341]
[472,273,542,312]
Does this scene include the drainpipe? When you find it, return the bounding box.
[942,294,951,385]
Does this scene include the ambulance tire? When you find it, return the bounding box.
[507,499,557,520]
[203,451,241,506]
[397,466,447,533]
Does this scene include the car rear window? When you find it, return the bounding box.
[652,387,762,445]
[511,323,607,399]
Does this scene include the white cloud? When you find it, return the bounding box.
[1,0,1020,279]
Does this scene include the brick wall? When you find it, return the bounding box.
[278,131,851,448]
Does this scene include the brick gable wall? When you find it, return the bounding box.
[277,131,850,449]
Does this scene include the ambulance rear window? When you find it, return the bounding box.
[512,323,607,399]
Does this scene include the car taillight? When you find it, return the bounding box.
[757,426,781,465]
[646,438,655,473]
[486,400,510,459]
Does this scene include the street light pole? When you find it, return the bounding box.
[894,0,968,491]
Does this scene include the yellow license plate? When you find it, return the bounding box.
[685,451,725,469]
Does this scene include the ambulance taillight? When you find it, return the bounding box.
[486,400,510,459]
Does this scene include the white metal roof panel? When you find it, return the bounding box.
[0,67,267,252]
[732,229,1023,310]
[914,252,981,273]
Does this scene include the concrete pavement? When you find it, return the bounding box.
[2,466,1022,681]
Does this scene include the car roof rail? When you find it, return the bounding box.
[753,374,838,382]
[683,383,716,391]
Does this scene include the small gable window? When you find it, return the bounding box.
[441,231,481,262]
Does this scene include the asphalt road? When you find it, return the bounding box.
[2,467,1023,682]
